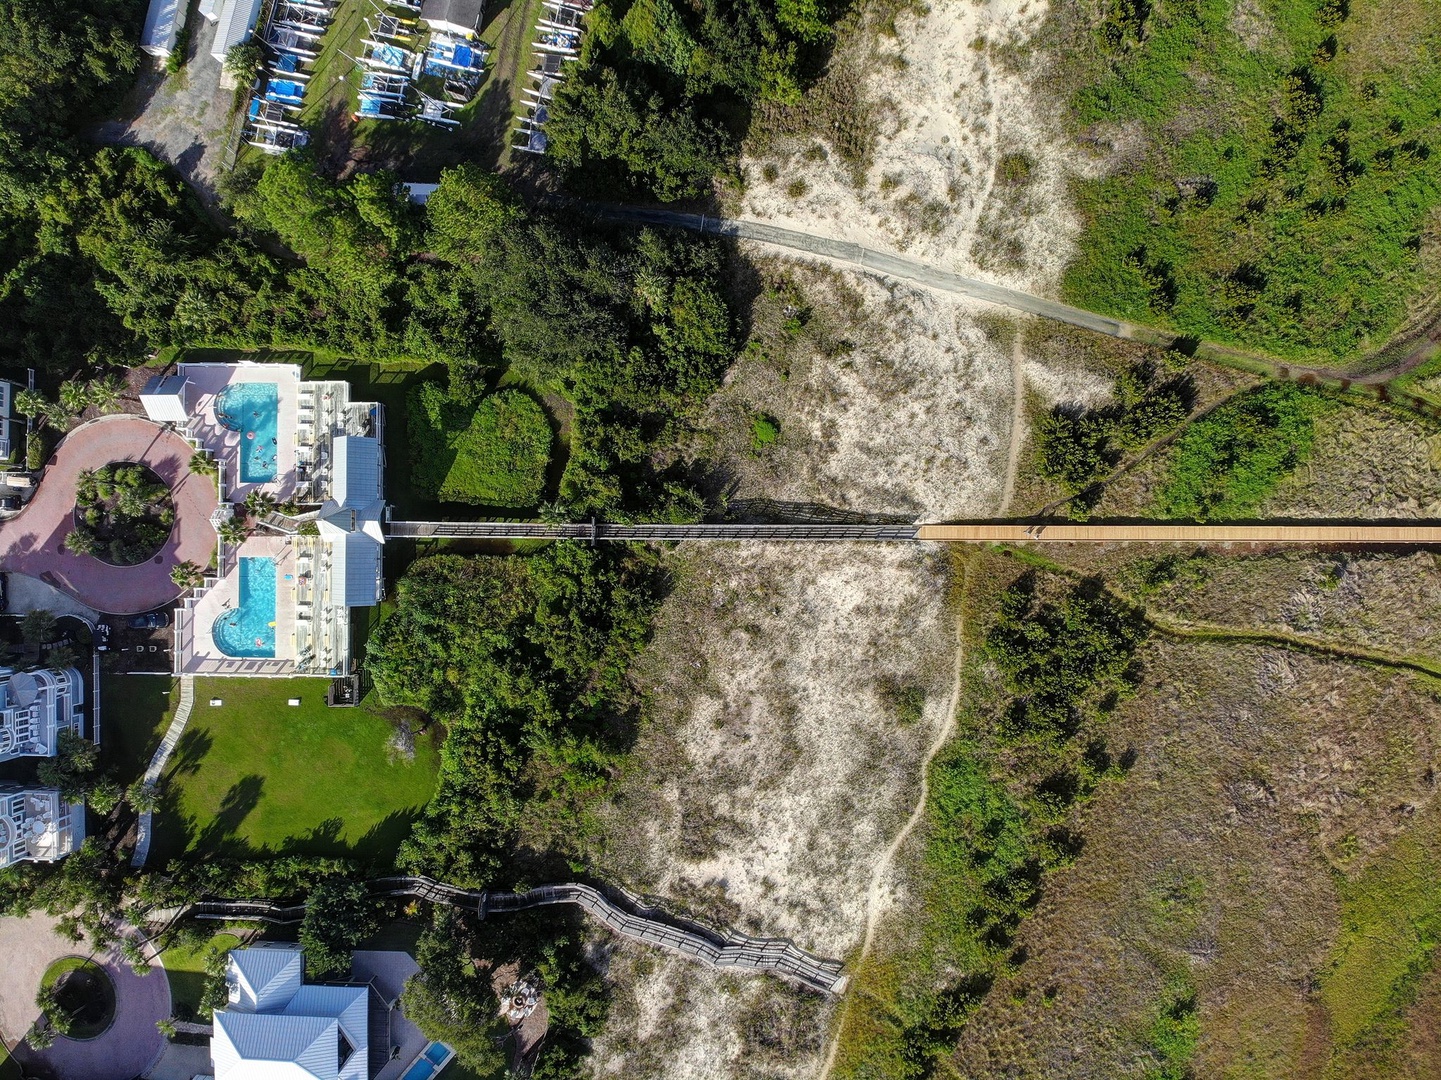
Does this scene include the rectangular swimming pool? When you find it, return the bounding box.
[399,1041,454,1080]
[215,381,280,484]
[211,557,277,658]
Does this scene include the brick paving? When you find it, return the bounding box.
[0,416,217,616]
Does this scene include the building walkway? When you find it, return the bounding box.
[132,675,194,868]
[182,875,847,996]
[0,416,216,615]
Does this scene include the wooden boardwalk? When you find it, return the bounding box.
[916,523,1441,544]
[184,875,847,995]
[389,519,1441,547]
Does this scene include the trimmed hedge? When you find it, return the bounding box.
[409,386,553,507]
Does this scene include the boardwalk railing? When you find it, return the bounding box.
[388,520,919,542]
[186,875,847,995]
[388,519,1441,547]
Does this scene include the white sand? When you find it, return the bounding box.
[740,0,1086,297]
[711,264,1015,520]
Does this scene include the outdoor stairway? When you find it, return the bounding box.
[131,675,195,868]
[185,875,848,995]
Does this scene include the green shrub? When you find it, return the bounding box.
[1159,383,1334,520]
[750,413,780,452]
[409,385,553,507]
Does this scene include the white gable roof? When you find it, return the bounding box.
[213,1011,340,1080]
[212,954,369,1080]
[228,946,303,1012]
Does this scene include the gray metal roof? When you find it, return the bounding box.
[332,437,382,511]
[420,0,485,32]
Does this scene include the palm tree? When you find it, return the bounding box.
[218,517,249,547]
[244,489,277,516]
[82,374,124,414]
[14,388,50,422]
[64,528,99,557]
[189,452,218,478]
[170,560,205,589]
[57,379,88,418]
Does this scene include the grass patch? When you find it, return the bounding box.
[408,385,552,507]
[749,412,780,453]
[1055,0,1441,364]
[1315,805,1441,1076]
[1158,382,1335,519]
[150,677,440,868]
[159,931,241,1021]
[98,674,177,784]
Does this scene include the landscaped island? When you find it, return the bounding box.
[68,464,173,566]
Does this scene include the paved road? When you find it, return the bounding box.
[0,415,217,615]
[581,205,1131,338]
[0,912,170,1080]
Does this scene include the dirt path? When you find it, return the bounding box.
[999,334,1026,515]
[818,564,968,1080]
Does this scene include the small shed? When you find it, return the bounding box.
[420,0,486,37]
[140,375,192,424]
[211,0,264,64]
[141,0,187,58]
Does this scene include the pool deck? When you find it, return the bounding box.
[179,536,297,676]
[181,363,299,503]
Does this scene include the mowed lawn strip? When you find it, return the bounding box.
[98,673,179,784]
[152,677,439,866]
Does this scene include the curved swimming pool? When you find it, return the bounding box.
[214,382,280,484]
[212,557,277,658]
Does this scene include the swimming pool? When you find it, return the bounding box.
[399,1041,454,1080]
[212,557,277,658]
[215,381,280,484]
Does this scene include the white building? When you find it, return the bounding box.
[0,667,86,762]
[165,364,386,678]
[211,944,370,1080]
[0,787,84,869]
[211,0,265,64]
[141,0,188,58]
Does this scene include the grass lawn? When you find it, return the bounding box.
[0,1044,18,1080]
[150,676,439,868]
[98,673,178,785]
[159,931,240,1021]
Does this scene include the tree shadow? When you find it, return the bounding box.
[166,726,213,780]
[192,774,264,854]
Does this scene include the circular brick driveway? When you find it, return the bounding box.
[0,912,170,1080]
[0,416,217,615]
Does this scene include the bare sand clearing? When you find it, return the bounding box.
[739,0,1086,297]
[710,265,1015,520]
[590,542,956,1078]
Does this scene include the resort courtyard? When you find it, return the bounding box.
[148,361,386,679]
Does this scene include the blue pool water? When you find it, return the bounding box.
[399,1042,454,1080]
[212,557,277,658]
[424,1043,451,1065]
[214,382,280,484]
